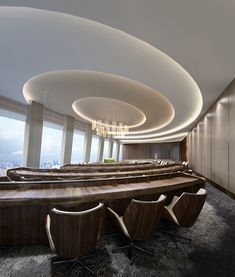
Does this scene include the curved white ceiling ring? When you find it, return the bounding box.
[0,7,202,140]
[120,132,188,144]
[72,97,146,129]
[23,70,175,133]
[114,120,195,139]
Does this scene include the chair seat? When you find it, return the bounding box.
[165,196,180,225]
[107,208,130,238]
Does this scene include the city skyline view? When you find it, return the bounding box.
[0,112,122,175]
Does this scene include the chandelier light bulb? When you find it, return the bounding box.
[91,119,129,138]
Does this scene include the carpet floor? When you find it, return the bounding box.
[0,183,234,277]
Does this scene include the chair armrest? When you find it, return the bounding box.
[107,207,119,219]
[46,214,56,252]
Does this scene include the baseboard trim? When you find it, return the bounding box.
[192,171,235,201]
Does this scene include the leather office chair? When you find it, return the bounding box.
[163,188,207,245]
[107,195,166,260]
[46,203,104,275]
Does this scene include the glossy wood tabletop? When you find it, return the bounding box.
[0,172,204,246]
[0,175,202,206]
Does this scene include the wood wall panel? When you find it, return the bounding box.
[194,128,198,171]
[187,79,235,195]
[191,129,196,170]
[195,124,202,174]
[187,135,190,165]
[229,81,235,194]
[187,133,192,167]
[201,116,212,179]
[123,142,184,161]
[211,91,229,189]
[123,144,151,160]
[171,143,180,161]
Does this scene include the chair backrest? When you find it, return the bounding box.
[172,188,207,227]
[50,203,104,258]
[123,195,166,241]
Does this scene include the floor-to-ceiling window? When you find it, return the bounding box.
[40,122,63,168]
[119,144,123,161]
[103,139,110,160]
[71,130,85,163]
[0,110,26,175]
[90,135,100,162]
[112,141,117,160]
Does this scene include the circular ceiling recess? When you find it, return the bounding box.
[0,7,203,142]
[72,97,146,129]
[23,70,175,133]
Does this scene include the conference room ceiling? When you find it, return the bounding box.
[0,1,235,143]
[23,71,175,134]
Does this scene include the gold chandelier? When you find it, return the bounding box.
[92,120,129,137]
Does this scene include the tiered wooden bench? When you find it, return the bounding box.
[0,171,204,246]
[6,163,186,181]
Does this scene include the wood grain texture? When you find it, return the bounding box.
[201,116,212,179]
[229,81,235,194]
[61,161,153,169]
[6,164,185,182]
[0,173,204,245]
[195,123,202,174]
[0,175,203,206]
[171,191,207,227]
[7,163,159,180]
[180,138,187,162]
[123,144,151,160]
[50,204,104,258]
[187,79,235,196]
[211,91,229,189]
[123,142,182,161]
[191,130,196,170]
[0,205,49,245]
[62,164,157,172]
[187,133,192,167]
[122,197,166,240]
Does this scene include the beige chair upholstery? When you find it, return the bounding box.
[164,188,207,227]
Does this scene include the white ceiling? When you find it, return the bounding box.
[73,97,146,128]
[0,1,235,143]
[23,70,174,133]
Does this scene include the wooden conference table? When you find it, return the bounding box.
[0,172,204,246]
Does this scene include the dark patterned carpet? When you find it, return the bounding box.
[0,183,235,277]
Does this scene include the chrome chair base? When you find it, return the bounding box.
[112,240,157,263]
[52,257,95,275]
[161,230,192,248]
